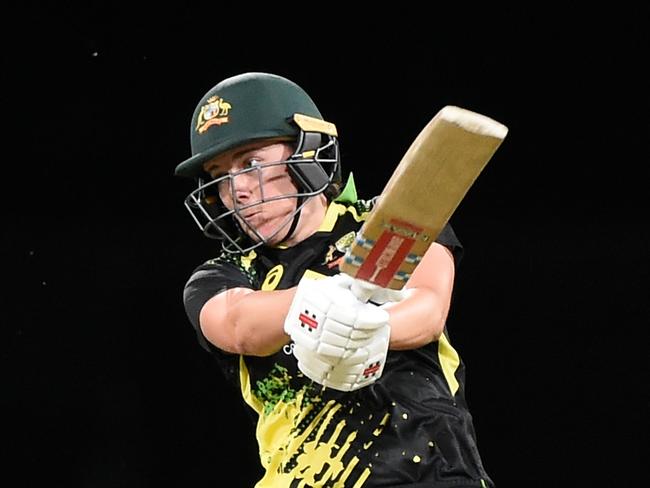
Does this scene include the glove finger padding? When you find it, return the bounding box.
[284,274,393,392]
[352,302,390,330]
[315,301,389,358]
[323,324,390,391]
[295,324,391,392]
[293,343,334,385]
[285,277,390,357]
[284,275,358,352]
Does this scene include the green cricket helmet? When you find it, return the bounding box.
[175,72,342,253]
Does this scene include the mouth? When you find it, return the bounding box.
[240,210,261,220]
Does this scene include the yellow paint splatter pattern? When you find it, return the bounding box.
[241,359,375,487]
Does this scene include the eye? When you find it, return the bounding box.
[209,170,226,180]
[203,163,225,180]
[245,157,262,168]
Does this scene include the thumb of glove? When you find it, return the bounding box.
[349,278,380,303]
[350,278,411,305]
[368,286,412,305]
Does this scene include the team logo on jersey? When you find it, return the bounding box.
[195,95,232,133]
[323,231,356,268]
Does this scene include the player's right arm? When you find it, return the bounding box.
[183,261,298,357]
[199,288,296,357]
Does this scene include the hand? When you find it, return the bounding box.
[284,274,396,391]
[284,274,388,357]
[293,322,390,391]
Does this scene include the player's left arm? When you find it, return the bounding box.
[383,241,455,350]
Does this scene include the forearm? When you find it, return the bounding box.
[382,242,455,350]
[200,287,296,356]
[384,287,450,350]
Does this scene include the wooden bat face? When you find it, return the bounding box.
[340,106,508,289]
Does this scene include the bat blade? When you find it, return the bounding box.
[340,105,508,290]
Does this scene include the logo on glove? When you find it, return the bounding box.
[284,274,393,392]
[363,361,382,378]
[298,310,318,331]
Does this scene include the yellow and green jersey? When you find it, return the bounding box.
[182,195,493,488]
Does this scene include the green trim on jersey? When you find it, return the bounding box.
[334,172,358,204]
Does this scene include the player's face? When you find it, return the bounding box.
[203,140,299,245]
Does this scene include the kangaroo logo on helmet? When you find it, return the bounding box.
[196,96,232,134]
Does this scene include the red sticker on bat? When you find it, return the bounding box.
[355,219,421,287]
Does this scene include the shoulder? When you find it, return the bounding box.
[183,250,259,309]
[352,196,377,216]
[182,251,259,337]
[189,250,259,285]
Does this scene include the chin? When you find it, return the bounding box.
[260,222,294,246]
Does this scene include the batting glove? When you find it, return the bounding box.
[284,274,395,391]
[293,321,390,391]
[284,274,387,355]
[348,277,412,305]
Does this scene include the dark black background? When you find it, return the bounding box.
[3,4,648,487]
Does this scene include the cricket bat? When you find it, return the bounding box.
[339,105,508,295]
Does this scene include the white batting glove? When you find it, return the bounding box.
[349,278,412,305]
[309,272,410,305]
[284,274,387,357]
[293,322,390,392]
[284,274,397,391]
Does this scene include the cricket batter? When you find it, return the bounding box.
[175,72,494,487]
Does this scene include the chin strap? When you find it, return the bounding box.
[276,195,305,245]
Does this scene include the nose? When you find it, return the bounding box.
[228,170,260,206]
